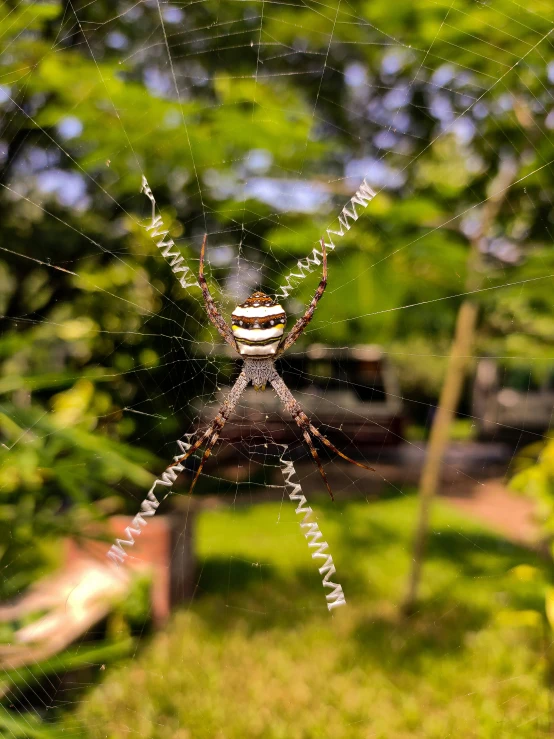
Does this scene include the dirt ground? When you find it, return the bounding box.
[443,478,537,545]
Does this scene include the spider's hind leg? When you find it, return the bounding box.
[307,423,376,474]
[169,424,218,470]
[299,427,334,501]
[168,370,250,492]
[270,372,374,500]
[188,421,225,494]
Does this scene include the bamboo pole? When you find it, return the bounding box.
[401,160,518,615]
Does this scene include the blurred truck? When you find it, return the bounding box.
[473,358,554,441]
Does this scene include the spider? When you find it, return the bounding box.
[171,235,374,500]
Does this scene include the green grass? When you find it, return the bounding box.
[405,418,477,442]
[61,494,551,738]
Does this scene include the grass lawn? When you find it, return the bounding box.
[63,493,551,738]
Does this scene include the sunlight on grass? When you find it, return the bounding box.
[66,496,550,738]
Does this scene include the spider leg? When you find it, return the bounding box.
[270,372,374,499]
[299,428,334,501]
[198,234,238,351]
[307,423,375,473]
[167,371,250,490]
[188,425,224,494]
[166,421,219,472]
[278,238,327,354]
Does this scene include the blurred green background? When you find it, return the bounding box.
[1,0,554,736]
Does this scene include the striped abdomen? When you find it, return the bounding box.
[231,292,286,357]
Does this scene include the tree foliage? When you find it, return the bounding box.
[0,0,553,587]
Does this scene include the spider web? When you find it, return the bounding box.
[0,0,553,736]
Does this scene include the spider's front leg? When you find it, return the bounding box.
[198,234,238,351]
[270,371,374,500]
[278,238,327,355]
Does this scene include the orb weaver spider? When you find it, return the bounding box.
[170,235,374,499]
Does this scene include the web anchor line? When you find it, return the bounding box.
[140,176,199,291]
[276,179,376,300]
[280,449,347,611]
[106,439,192,565]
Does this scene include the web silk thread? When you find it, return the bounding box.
[106,439,191,565]
[276,179,376,300]
[280,452,347,611]
[140,176,199,291]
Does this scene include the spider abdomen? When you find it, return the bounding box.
[231,291,286,357]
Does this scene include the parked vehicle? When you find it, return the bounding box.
[192,344,405,456]
[473,358,554,440]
